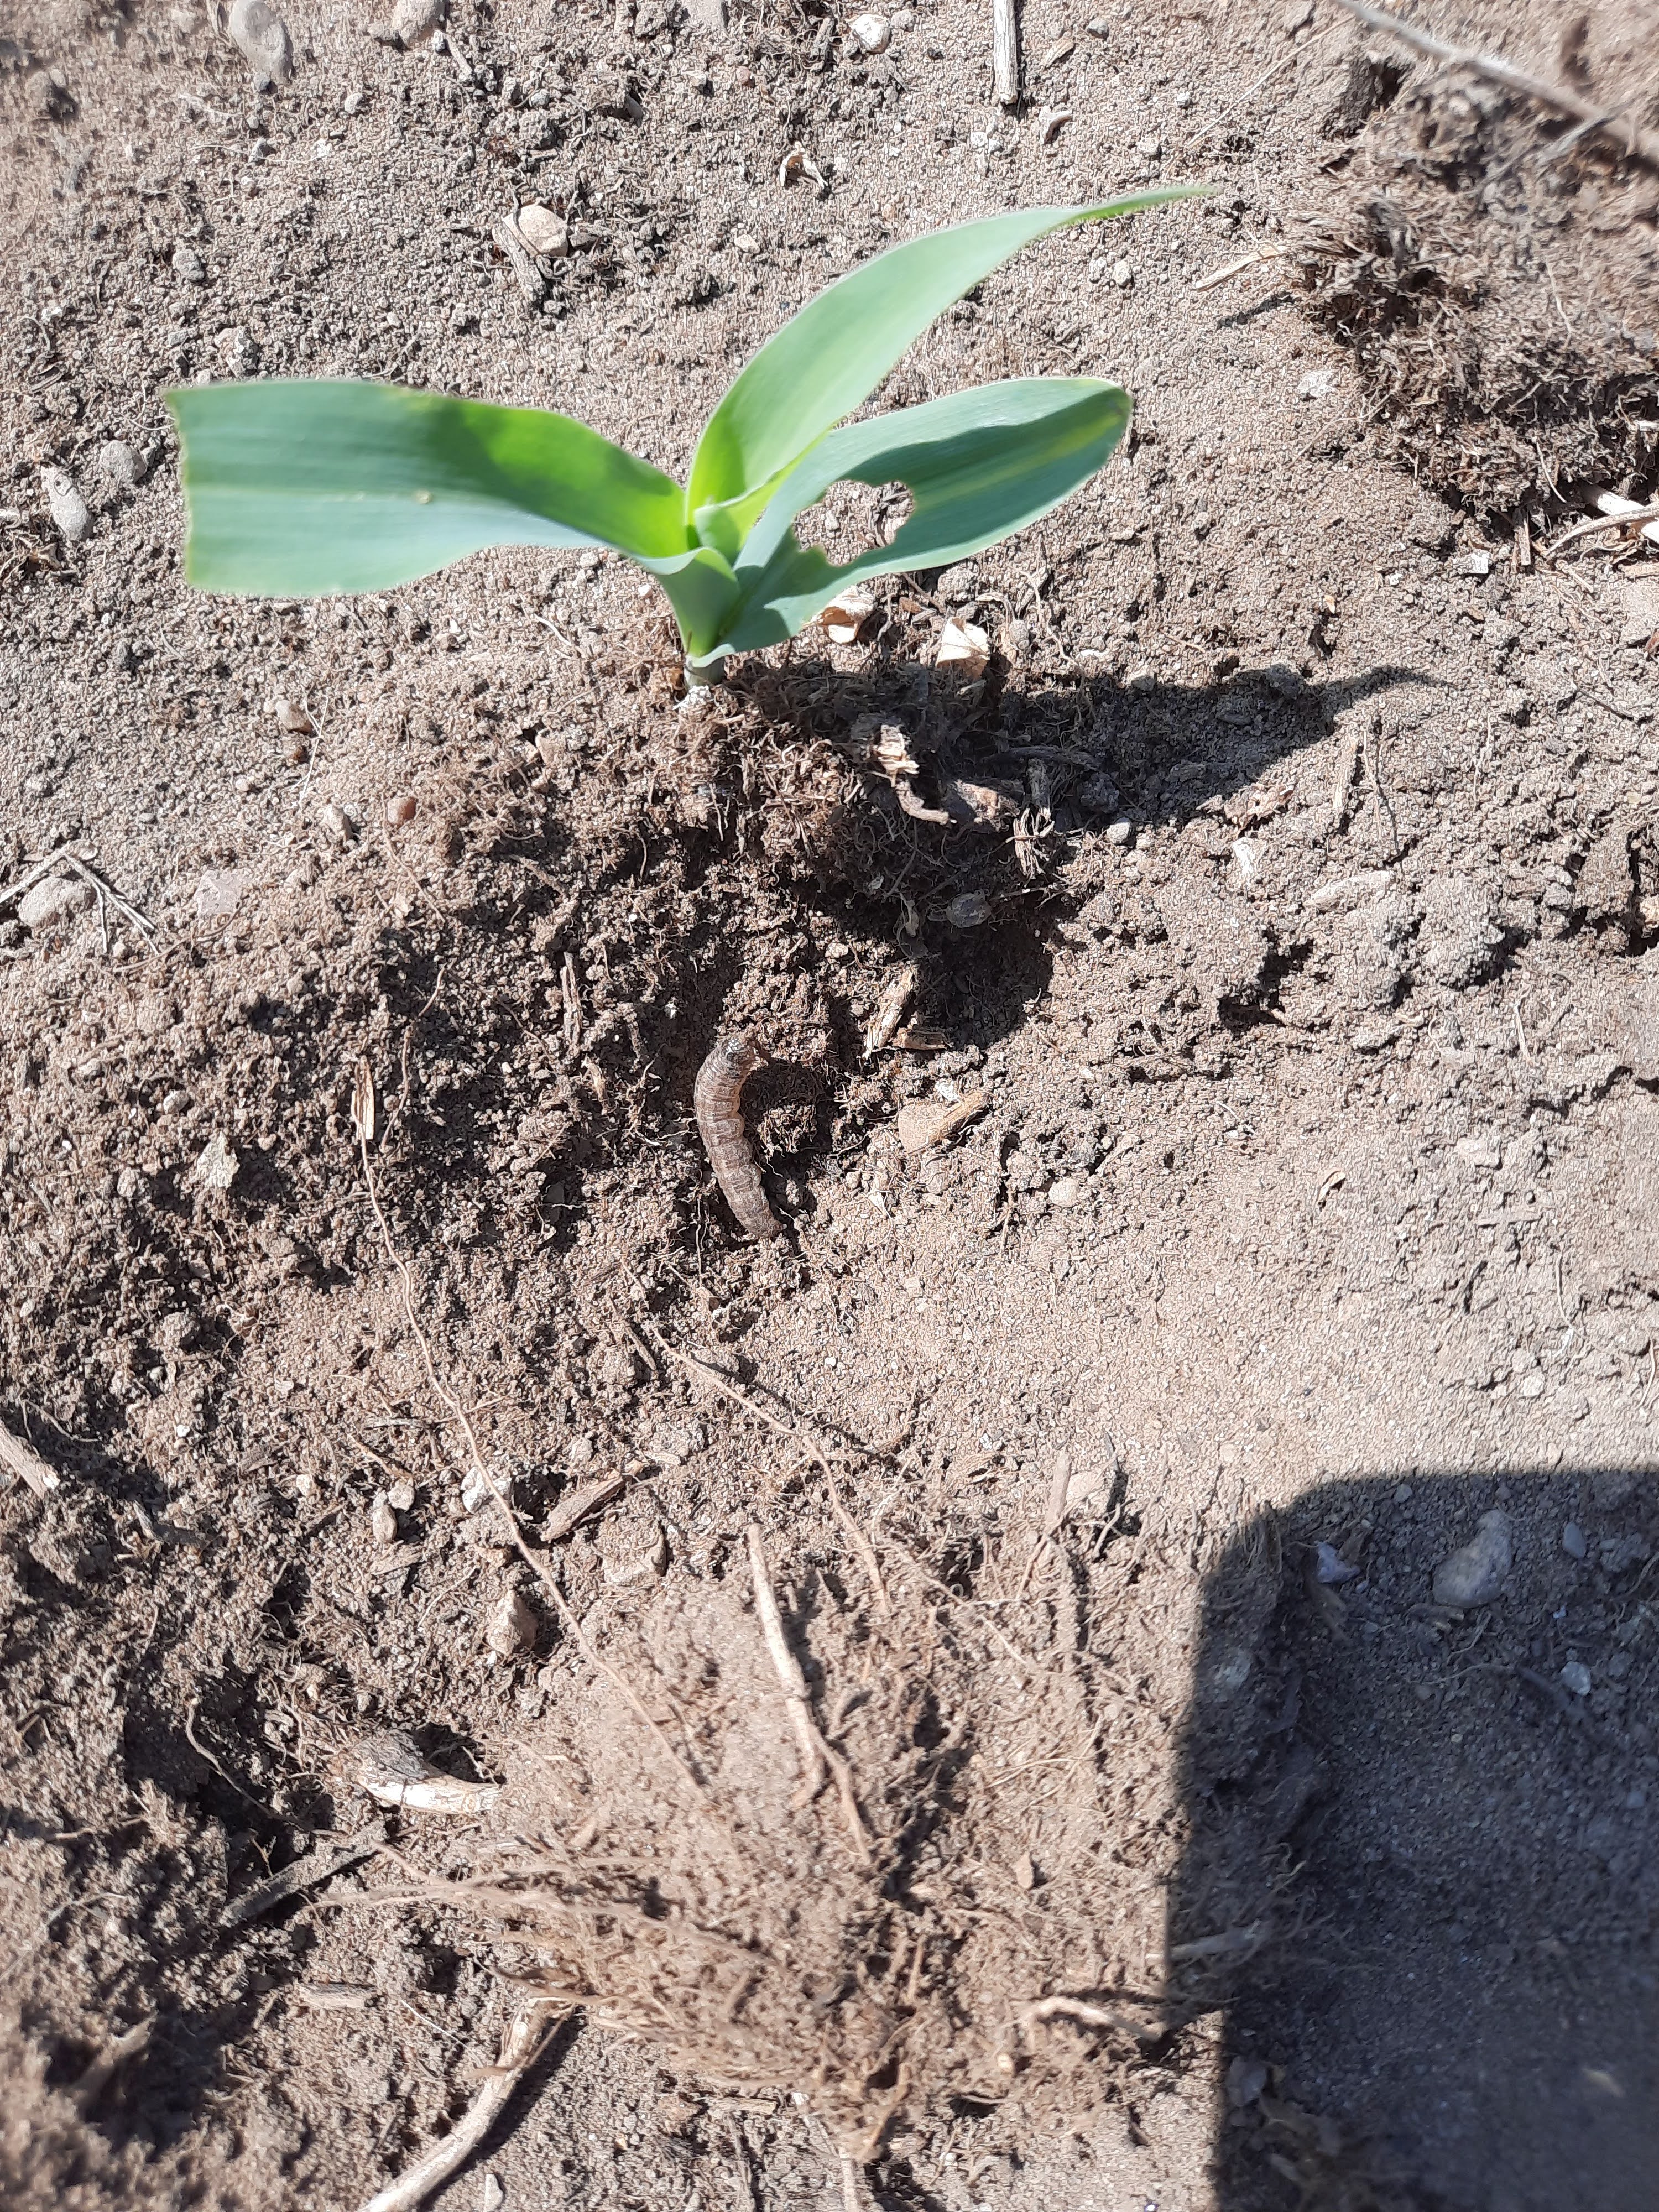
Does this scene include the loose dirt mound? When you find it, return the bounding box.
[1292,2,1659,510]
[463,1496,1185,2148]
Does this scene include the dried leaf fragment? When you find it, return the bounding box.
[818,585,875,645]
[936,618,989,676]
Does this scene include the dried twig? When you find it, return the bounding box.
[745,1525,870,1862]
[356,2003,563,2212]
[0,1417,61,1498]
[220,1832,382,1931]
[71,2020,153,2114]
[1545,500,1659,556]
[992,0,1018,106]
[1192,241,1293,293]
[1332,0,1659,172]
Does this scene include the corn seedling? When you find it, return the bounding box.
[168,195,1196,680]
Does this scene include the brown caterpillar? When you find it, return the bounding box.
[693,1030,782,1241]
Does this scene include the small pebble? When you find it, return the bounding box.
[18,877,96,930]
[848,11,891,51]
[1559,1660,1592,1697]
[1315,1541,1359,1585]
[1226,2056,1267,2109]
[274,696,315,735]
[1517,1372,1545,1400]
[1296,367,1338,401]
[515,203,568,257]
[1136,134,1162,158]
[385,791,418,826]
[1047,1176,1082,1209]
[385,0,446,44]
[1431,1509,1511,1608]
[319,800,354,841]
[487,1588,538,1659]
[946,891,991,930]
[371,1492,398,1546]
[97,440,144,488]
[1454,1132,1501,1168]
[171,239,206,284]
[1110,258,1133,288]
[41,466,90,543]
[1105,818,1134,846]
[195,868,253,921]
[1562,1521,1587,1560]
[227,0,294,87]
[479,2178,505,2212]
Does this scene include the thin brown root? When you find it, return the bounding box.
[850,2060,911,2162]
[356,1132,703,1801]
[747,1525,872,1864]
[356,2004,562,2212]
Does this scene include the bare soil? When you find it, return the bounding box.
[2,2,1657,2209]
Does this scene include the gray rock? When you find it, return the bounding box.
[171,240,206,284]
[97,440,144,488]
[41,466,90,543]
[1562,1520,1587,1560]
[380,0,446,46]
[1559,1660,1592,1697]
[1432,1509,1512,1607]
[1619,575,1659,650]
[227,0,294,87]
[18,876,96,930]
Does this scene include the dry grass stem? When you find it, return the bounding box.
[663,1345,892,1615]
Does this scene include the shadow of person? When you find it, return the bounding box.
[1171,1469,1657,2210]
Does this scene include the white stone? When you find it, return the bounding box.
[227,0,293,87]
[41,466,90,543]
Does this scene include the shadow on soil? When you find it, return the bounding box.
[1173,1470,1657,2211]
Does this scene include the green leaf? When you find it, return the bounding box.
[686,192,1198,530]
[168,378,698,593]
[702,377,1130,662]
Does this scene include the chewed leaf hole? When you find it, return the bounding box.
[791,479,914,557]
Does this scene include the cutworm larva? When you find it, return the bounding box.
[694,1030,782,1240]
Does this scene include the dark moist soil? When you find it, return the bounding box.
[2,2,1657,2209]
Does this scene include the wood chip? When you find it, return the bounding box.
[895,1089,989,1155]
[544,1472,625,1541]
[0,1418,61,1498]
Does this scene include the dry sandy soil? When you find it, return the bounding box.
[2,0,1658,2207]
